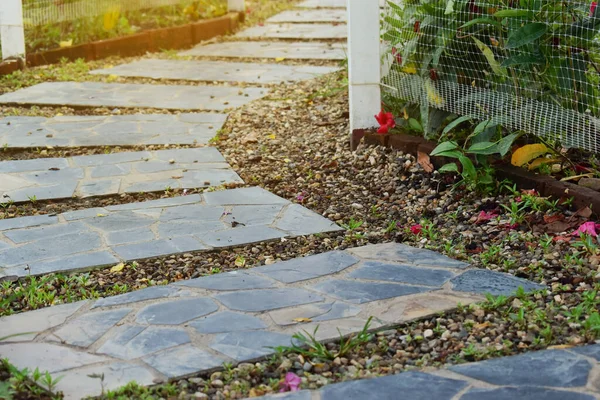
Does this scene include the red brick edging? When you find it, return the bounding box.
[0,12,243,76]
[351,130,600,214]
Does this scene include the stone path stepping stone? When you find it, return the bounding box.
[0,187,342,278]
[179,41,346,60]
[256,344,600,400]
[0,113,227,148]
[0,148,242,203]
[0,82,267,111]
[266,9,347,23]
[297,0,387,8]
[91,60,339,84]
[236,24,347,40]
[0,242,545,399]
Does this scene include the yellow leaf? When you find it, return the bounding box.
[234,256,246,267]
[511,144,549,167]
[110,263,125,273]
[55,113,63,117]
[403,108,409,120]
[104,64,114,69]
[292,317,312,323]
[402,65,417,74]
[103,6,121,32]
[275,57,286,62]
[284,158,292,163]
[96,213,106,217]
[267,134,276,139]
[59,39,73,48]
[528,157,562,171]
[426,80,444,106]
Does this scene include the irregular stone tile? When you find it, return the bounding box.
[254,391,312,400]
[460,387,595,400]
[106,194,202,211]
[136,298,218,325]
[63,207,109,221]
[215,288,323,312]
[222,205,283,226]
[269,302,362,326]
[347,242,470,269]
[348,261,456,287]
[268,9,346,23]
[0,82,267,111]
[310,280,431,304]
[92,60,338,84]
[281,317,382,342]
[105,228,156,246]
[200,225,285,248]
[189,311,268,334]
[14,251,119,277]
[153,147,226,163]
[73,151,152,167]
[210,331,292,361]
[204,187,290,205]
[0,158,69,173]
[0,301,86,342]
[179,41,347,60]
[254,251,359,283]
[320,371,466,400]
[0,214,58,231]
[236,24,347,40]
[450,269,545,296]
[55,362,157,400]
[571,344,600,361]
[97,325,190,360]
[173,270,276,291]
[0,231,103,267]
[4,221,88,243]
[122,179,181,193]
[157,221,226,239]
[113,237,207,261]
[77,179,122,197]
[0,342,109,373]
[450,350,591,387]
[275,204,342,235]
[93,285,182,308]
[90,163,132,178]
[3,181,78,202]
[158,204,224,221]
[143,344,226,378]
[180,169,244,188]
[85,211,155,232]
[51,308,132,347]
[19,168,84,184]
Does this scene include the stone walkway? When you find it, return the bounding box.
[0,243,545,399]
[179,41,346,60]
[0,113,226,148]
[258,344,600,400]
[266,9,346,23]
[0,187,340,278]
[235,23,347,40]
[1,148,242,202]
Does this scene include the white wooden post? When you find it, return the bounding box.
[0,0,26,60]
[347,0,381,137]
[228,0,245,12]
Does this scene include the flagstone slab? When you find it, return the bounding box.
[0,148,242,203]
[0,243,549,399]
[0,187,341,278]
[236,24,347,40]
[91,59,339,84]
[179,41,346,60]
[0,113,226,148]
[267,9,347,23]
[297,0,387,7]
[0,82,267,111]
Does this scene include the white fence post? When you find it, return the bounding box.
[347,0,381,139]
[228,0,245,13]
[0,0,26,60]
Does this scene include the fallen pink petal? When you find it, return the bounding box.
[410,224,423,235]
[572,221,600,237]
[280,372,301,392]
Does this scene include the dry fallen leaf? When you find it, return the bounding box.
[528,157,561,170]
[59,39,73,48]
[417,151,434,173]
[275,57,286,62]
[110,263,125,273]
[292,317,312,323]
[96,213,106,217]
[511,144,549,167]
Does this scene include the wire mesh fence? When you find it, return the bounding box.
[380,0,600,154]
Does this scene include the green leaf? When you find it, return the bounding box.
[496,133,520,157]
[493,9,532,18]
[439,163,459,173]
[442,115,472,135]
[501,54,546,67]
[459,156,477,180]
[408,118,423,132]
[431,141,459,156]
[506,23,547,49]
[459,18,502,29]
[435,150,463,158]
[468,141,497,155]
[472,37,507,76]
[445,0,455,15]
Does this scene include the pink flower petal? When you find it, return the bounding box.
[572,221,599,237]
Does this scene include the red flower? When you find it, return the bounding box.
[375,111,396,134]
[414,21,421,33]
[410,224,422,234]
[591,1,597,16]
[392,47,402,64]
[475,210,498,224]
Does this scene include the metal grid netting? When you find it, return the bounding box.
[22,0,205,27]
[380,0,600,153]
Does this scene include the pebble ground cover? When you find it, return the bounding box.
[0,0,599,399]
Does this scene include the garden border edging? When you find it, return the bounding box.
[0,12,244,76]
[351,130,600,215]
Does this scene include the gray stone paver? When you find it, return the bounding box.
[450,269,545,296]
[0,243,551,399]
[236,24,347,40]
[267,9,346,23]
[0,187,341,278]
[179,41,347,60]
[0,148,242,203]
[0,113,226,148]
[91,60,339,84]
[0,82,267,111]
[297,0,387,7]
